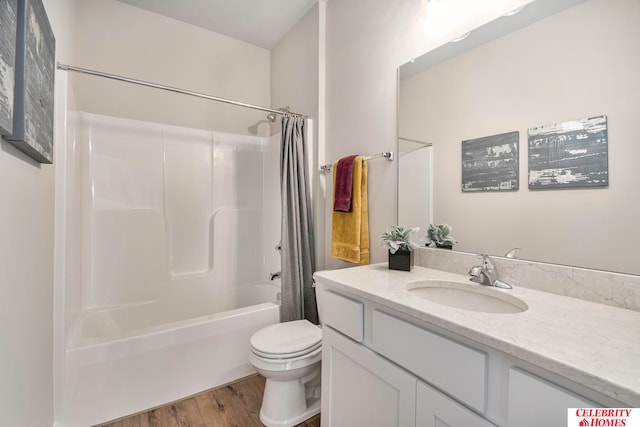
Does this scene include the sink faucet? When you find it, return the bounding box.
[468,254,512,289]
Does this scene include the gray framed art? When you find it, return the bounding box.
[528,116,608,189]
[462,131,519,192]
[0,0,18,136]
[7,0,55,163]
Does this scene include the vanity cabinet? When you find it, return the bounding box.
[319,285,609,427]
[322,321,494,427]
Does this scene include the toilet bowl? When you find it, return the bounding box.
[249,319,322,427]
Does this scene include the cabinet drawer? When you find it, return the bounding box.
[371,310,487,412]
[507,368,597,427]
[322,291,364,342]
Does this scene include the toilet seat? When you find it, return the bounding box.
[250,345,322,373]
[250,319,322,360]
[252,341,322,359]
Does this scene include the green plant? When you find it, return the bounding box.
[380,225,420,254]
[424,224,457,248]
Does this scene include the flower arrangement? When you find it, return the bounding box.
[380,225,420,254]
[424,224,457,249]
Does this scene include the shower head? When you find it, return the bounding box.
[266,112,277,123]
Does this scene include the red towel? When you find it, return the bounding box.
[333,155,358,212]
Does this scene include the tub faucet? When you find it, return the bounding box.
[468,254,512,289]
[269,271,281,281]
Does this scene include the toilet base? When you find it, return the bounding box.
[259,398,320,427]
[258,364,321,427]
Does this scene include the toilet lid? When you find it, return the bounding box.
[250,319,322,357]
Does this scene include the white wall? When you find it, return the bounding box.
[323,0,531,268]
[400,0,640,274]
[0,0,76,425]
[71,0,272,137]
[271,4,319,125]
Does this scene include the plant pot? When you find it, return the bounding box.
[436,244,453,250]
[388,249,414,271]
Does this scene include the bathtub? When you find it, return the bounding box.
[61,282,280,427]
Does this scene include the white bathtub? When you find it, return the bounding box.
[61,282,280,427]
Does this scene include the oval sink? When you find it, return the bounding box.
[406,280,527,314]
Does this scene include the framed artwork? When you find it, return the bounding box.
[7,0,55,163]
[528,116,608,189]
[0,0,18,136]
[462,131,519,192]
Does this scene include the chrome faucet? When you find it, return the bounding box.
[468,254,512,289]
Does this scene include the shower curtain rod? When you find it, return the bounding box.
[319,151,394,173]
[56,63,307,118]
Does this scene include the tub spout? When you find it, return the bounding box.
[269,272,281,281]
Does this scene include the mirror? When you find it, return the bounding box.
[398,0,640,275]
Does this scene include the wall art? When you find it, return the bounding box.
[0,0,18,136]
[528,115,608,189]
[7,0,55,163]
[462,131,519,192]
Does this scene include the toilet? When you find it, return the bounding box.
[249,283,324,427]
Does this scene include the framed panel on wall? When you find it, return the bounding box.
[0,0,18,136]
[528,115,608,189]
[462,131,519,192]
[7,0,55,164]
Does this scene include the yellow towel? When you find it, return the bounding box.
[331,156,369,265]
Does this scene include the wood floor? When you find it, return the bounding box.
[99,374,320,427]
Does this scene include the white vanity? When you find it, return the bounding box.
[314,263,640,427]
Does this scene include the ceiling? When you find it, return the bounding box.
[116,0,317,49]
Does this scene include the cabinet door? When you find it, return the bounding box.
[416,381,495,427]
[322,326,416,427]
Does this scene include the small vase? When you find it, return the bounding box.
[388,249,414,271]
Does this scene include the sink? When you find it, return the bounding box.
[406,280,527,314]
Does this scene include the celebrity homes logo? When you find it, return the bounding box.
[568,408,640,426]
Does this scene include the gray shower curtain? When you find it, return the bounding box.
[280,115,318,324]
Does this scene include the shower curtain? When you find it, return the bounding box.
[280,115,318,323]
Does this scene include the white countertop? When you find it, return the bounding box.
[314,264,640,406]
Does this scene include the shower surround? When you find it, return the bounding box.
[56,107,282,426]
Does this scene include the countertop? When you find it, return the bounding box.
[314,264,640,406]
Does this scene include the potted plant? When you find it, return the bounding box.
[424,224,457,249]
[380,225,420,271]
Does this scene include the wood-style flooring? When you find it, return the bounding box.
[99,374,321,427]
